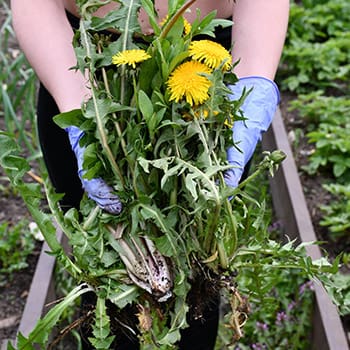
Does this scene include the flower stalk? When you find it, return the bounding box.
[80,20,125,187]
[159,0,197,39]
[237,150,286,191]
[97,41,128,161]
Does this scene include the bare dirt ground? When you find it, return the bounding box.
[0,247,41,343]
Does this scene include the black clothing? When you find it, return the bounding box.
[37,84,83,211]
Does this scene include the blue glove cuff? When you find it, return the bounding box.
[65,126,84,150]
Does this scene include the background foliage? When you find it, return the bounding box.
[277,0,350,317]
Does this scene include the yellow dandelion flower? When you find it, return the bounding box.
[224,119,233,129]
[159,15,169,27]
[167,61,212,106]
[193,107,232,127]
[189,40,232,71]
[112,49,151,69]
[183,18,192,36]
[194,108,222,121]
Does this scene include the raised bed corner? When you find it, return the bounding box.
[2,109,348,350]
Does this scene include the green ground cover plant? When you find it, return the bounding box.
[279,0,350,94]
[0,219,36,286]
[320,183,350,240]
[279,0,350,242]
[218,272,314,350]
[288,93,350,180]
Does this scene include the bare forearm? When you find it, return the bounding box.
[11,0,89,112]
[231,0,290,79]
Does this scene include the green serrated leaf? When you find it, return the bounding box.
[89,296,115,349]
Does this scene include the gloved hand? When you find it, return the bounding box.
[225,76,280,188]
[66,126,122,214]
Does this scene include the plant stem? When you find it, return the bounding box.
[43,179,83,278]
[83,205,100,231]
[98,43,128,160]
[210,145,238,261]
[203,203,221,253]
[159,0,197,39]
[237,151,286,191]
[80,22,125,187]
[217,233,228,269]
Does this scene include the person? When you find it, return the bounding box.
[11,1,289,349]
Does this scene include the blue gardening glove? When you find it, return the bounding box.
[66,126,122,214]
[225,76,280,187]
